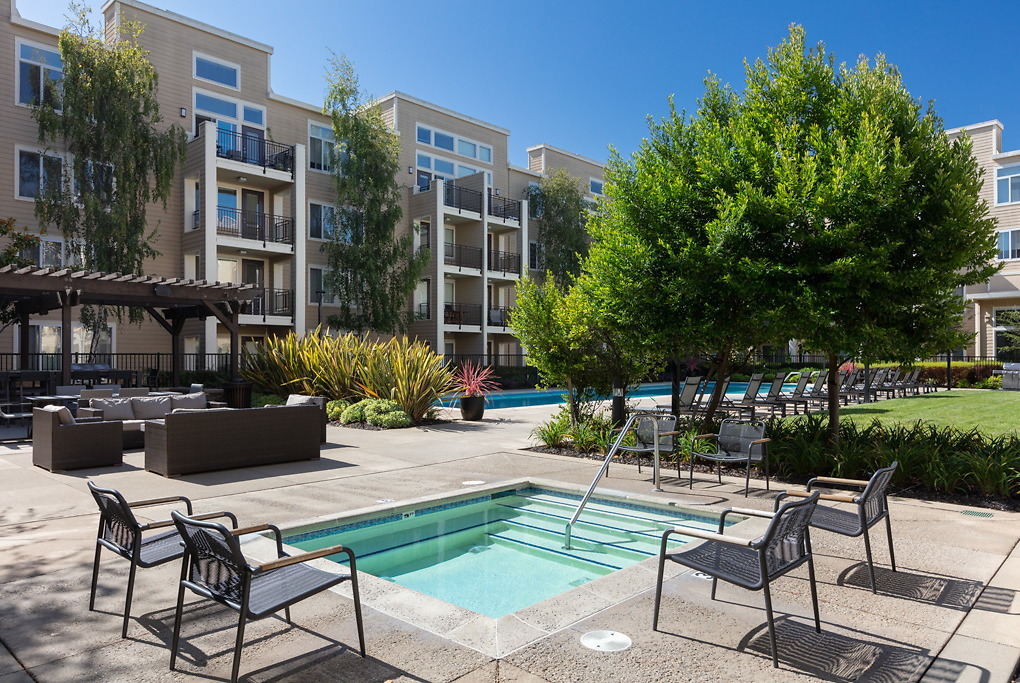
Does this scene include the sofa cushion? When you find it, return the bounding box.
[122,420,145,432]
[286,394,319,406]
[39,404,75,425]
[91,398,135,421]
[171,407,233,414]
[131,396,172,419]
[171,392,207,411]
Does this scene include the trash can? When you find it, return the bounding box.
[221,381,253,408]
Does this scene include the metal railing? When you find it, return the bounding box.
[486,306,513,328]
[241,288,294,318]
[444,242,483,269]
[487,194,522,223]
[215,128,295,175]
[443,184,483,214]
[193,207,295,245]
[487,250,521,274]
[443,303,482,326]
[444,353,529,367]
[415,303,431,320]
[0,352,232,374]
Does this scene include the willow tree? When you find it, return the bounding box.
[524,169,590,287]
[0,218,41,327]
[32,7,187,334]
[322,53,428,334]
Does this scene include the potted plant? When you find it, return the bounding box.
[453,361,499,421]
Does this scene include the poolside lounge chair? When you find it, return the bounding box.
[735,373,788,418]
[653,492,822,668]
[170,512,366,683]
[772,372,812,415]
[773,461,898,593]
[655,376,703,416]
[722,373,763,410]
[689,418,770,496]
[87,482,238,638]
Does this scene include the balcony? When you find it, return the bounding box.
[241,288,294,319]
[443,302,482,326]
[487,250,521,275]
[195,207,294,246]
[443,184,483,214]
[444,242,483,270]
[487,306,514,328]
[487,194,521,223]
[215,129,295,175]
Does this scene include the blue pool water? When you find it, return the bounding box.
[286,487,731,618]
[447,380,755,410]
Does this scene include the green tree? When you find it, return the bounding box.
[32,6,187,335]
[525,169,590,287]
[322,54,428,334]
[0,218,41,327]
[993,310,1020,360]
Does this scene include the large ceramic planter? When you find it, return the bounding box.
[459,395,485,421]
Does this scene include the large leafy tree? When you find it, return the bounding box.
[322,54,428,334]
[524,169,589,287]
[33,6,187,334]
[0,218,41,327]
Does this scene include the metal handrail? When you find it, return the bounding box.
[564,412,664,549]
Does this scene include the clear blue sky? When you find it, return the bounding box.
[21,0,1020,168]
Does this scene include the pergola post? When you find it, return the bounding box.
[18,308,30,371]
[60,289,74,386]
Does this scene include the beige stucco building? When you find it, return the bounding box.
[2,0,604,371]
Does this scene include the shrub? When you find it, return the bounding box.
[252,393,284,408]
[371,410,413,429]
[326,399,350,421]
[340,400,368,424]
[973,375,1003,390]
[340,399,413,429]
[357,337,455,421]
[532,414,570,448]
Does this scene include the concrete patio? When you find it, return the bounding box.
[0,401,1018,682]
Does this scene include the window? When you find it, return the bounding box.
[309,123,335,172]
[457,165,478,178]
[75,161,114,203]
[21,323,113,359]
[589,179,604,195]
[194,54,239,89]
[17,150,62,199]
[994,308,1020,360]
[997,166,1020,205]
[309,203,336,240]
[415,123,492,163]
[479,146,492,163]
[458,139,476,158]
[434,131,454,151]
[528,241,545,270]
[416,126,431,144]
[309,267,336,304]
[433,158,455,175]
[527,182,543,218]
[18,41,62,108]
[998,229,1020,260]
[195,92,237,118]
[20,238,63,268]
[242,106,263,125]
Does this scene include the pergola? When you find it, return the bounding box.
[0,266,256,385]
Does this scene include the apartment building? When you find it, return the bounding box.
[2,0,604,367]
[947,120,1020,358]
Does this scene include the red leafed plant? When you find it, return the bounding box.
[454,361,500,397]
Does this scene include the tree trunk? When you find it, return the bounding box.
[566,379,579,427]
[826,352,840,448]
[701,351,730,429]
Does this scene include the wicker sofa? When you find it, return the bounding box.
[143,404,321,477]
[79,393,222,449]
[32,406,123,472]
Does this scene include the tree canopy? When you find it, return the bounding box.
[524,169,590,287]
[322,53,428,335]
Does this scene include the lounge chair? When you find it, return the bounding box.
[653,492,822,668]
[773,461,898,593]
[722,373,763,411]
[689,418,770,496]
[655,376,703,416]
[772,371,812,415]
[737,373,789,418]
[169,512,366,682]
[87,482,237,638]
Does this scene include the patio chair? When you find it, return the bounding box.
[87,482,238,638]
[80,388,115,403]
[655,376,703,415]
[0,402,32,438]
[734,373,788,418]
[773,372,812,415]
[117,387,149,398]
[653,492,821,668]
[169,512,366,683]
[722,373,763,410]
[689,418,770,496]
[615,413,679,475]
[774,462,898,593]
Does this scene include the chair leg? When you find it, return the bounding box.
[762,579,779,668]
[764,454,770,491]
[744,462,751,497]
[885,514,897,573]
[350,573,366,657]
[89,543,102,611]
[710,577,718,600]
[862,525,877,593]
[652,549,667,630]
[122,562,137,638]
[283,606,291,624]
[807,555,821,633]
[231,606,249,683]
[689,456,695,489]
[169,581,187,671]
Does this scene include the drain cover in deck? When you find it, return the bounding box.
[580,631,632,652]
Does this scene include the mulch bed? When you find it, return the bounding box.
[525,446,1020,513]
[330,418,451,431]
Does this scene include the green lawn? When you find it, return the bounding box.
[838,390,1020,436]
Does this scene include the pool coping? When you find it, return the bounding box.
[237,477,764,659]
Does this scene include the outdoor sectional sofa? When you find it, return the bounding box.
[32,406,123,472]
[79,393,224,449]
[143,404,321,477]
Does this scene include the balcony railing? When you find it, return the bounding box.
[444,242,483,269]
[194,207,295,245]
[241,288,294,318]
[487,250,521,275]
[215,128,295,175]
[487,194,522,223]
[487,307,514,328]
[416,303,431,320]
[443,302,482,326]
[443,184,483,214]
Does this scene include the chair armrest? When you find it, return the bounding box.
[658,430,681,437]
[692,434,715,441]
[750,438,771,445]
[74,416,104,423]
[255,544,352,572]
[673,527,753,547]
[783,489,857,504]
[129,495,193,510]
[143,511,237,530]
[809,475,869,487]
[720,506,774,530]
[231,523,284,556]
[78,407,102,419]
[208,401,228,409]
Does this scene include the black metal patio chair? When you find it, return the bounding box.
[653,492,822,668]
[87,482,238,638]
[774,461,899,593]
[689,418,770,496]
[169,512,366,683]
[616,413,679,475]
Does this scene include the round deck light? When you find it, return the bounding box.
[580,630,632,652]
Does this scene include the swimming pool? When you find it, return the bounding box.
[285,485,732,618]
[442,380,761,410]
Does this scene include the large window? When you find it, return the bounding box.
[998,229,1020,260]
[193,89,265,146]
[17,150,62,199]
[416,151,491,185]
[994,308,1020,360]
[18,40,62,108]
[589,178,604,195]
[309,267,337,304]
[194,53,239,89]
[415,124,492,164]
[997,166,1020,205]
[21,323,113,357]
[309,123,335,172]
[309,203,336,240]
[528,241,545,270]
[20,238,63,268]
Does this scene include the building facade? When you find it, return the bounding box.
[2,0,604,368]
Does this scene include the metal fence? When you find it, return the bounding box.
[0,353,232,373]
